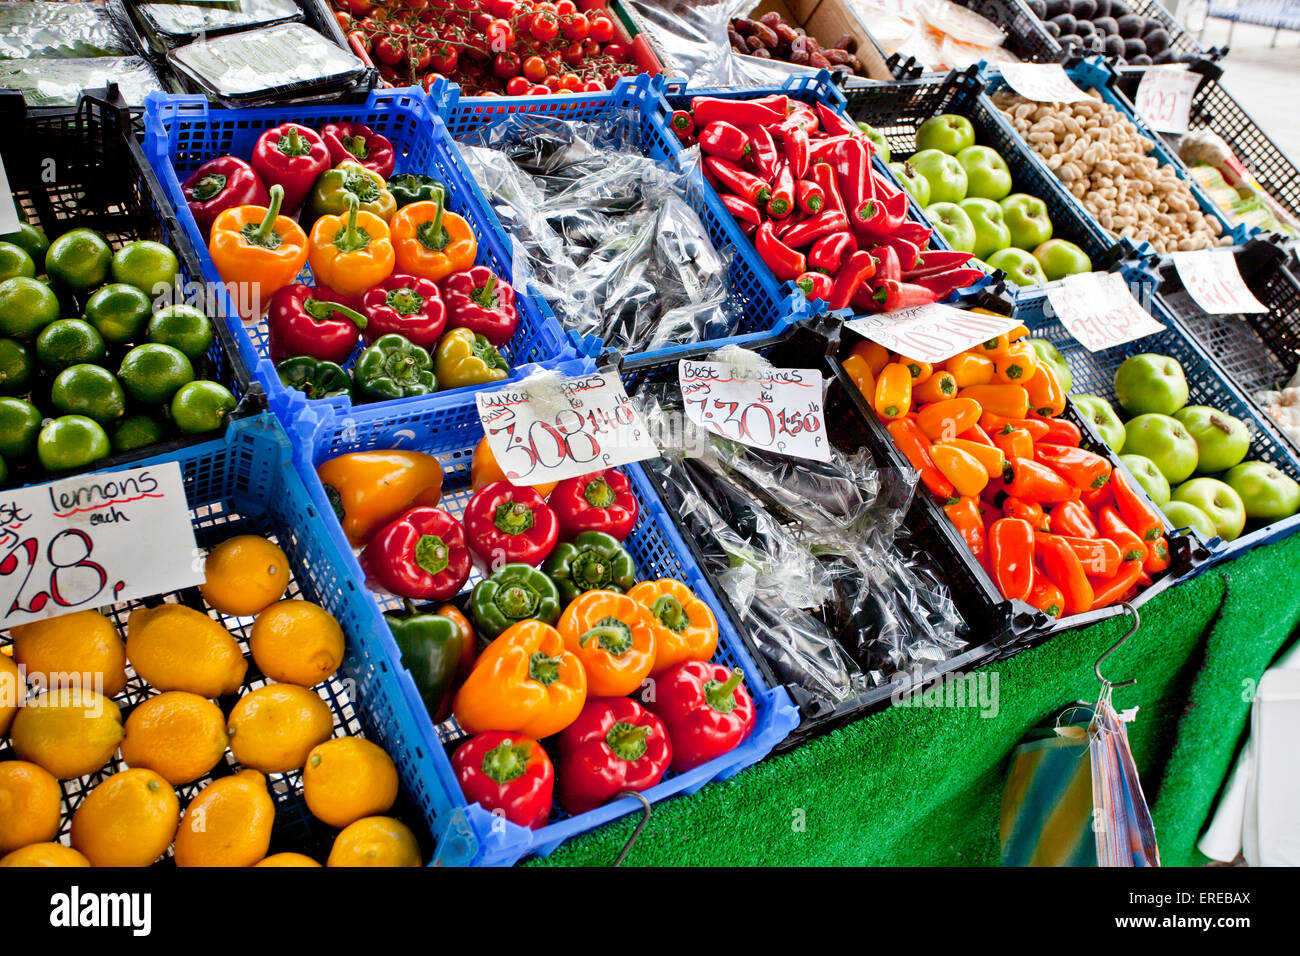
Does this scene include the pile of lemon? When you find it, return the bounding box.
[0,533,421,868]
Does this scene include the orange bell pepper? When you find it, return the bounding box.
[930,443,988,497]
[453,619,587,739]
[945,352,994,387]
[470,437,556,498]
[916,397,982,441]
[888,417,954,498]
[391,188,477,282]
[937,437,1005,478]
[316,449,445,546]
[841,353,876,401]
[914,370,957,404]
[851,339,890,375]
[557,590,656,697]
[960,384,1030,419]
[627,578,718,676]
[308,195,395,297]
[874,362,912,420]
[208,184,308,319]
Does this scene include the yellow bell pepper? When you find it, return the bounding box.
[626,578,718,676]
[307,195,394,297]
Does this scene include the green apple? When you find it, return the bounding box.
[1172,477,1246,541]
[987,247,1047,287]
[1073,394,1126,452]
[923,202,976,254]
[888,161,930,206]
[1124,413,1198,484]
[1114,353,1189,417]
[858,123,891,164]
[1223,460,1300,521]
[1033,238,1092,281]
[1172,406,1250,474]
[1120,454,1171,506]
[999,193,1053,250]
[958,198,1012,260]
[911,149,968,204]
[1163,500,1220,539]
[916,114,976,155]
[1027,337,1072,392]
[956,145,1012,201]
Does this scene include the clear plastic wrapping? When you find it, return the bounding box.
[134,0,302,53]
[0,56,163,107]
[0,3,126,60]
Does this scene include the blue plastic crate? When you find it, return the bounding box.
[291,394,799,866]
[0,414,445,865]
[141,88,576,429]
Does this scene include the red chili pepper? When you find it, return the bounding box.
[360,274,446,349]
[945,496,988,560]
[319,121,396,179]
[1004,458,1079,504]
[693,95,785,127]
[250,122,330,213]
[704,156,770,204]
[911,267,985,300]
[795,179,824,214]
[815,101,860,138]
[775,210,807,241]
[1098,505,1149,563]
[781,209,850,249]
[720,193,762,228]
[463,481,559,567]
[808,231,856,274]
[745,124,780,180]
[894,220,934,247]
[810,161,844,213]
[452,731,554,829]
[830,250,878,310]
[872,280,938,312]
[649,661,756,772]
[768,162,796,219]
[1090,559,1144,610]
[780,107,819,134]
[856,189,909,242]
[265,282,368,365]
[548,468,639,540]
[440,266,518,346]
[558,697,672,814]
[831,138,877,230]
[903,249,977,280]
[697,120,751,163]
[1036,532,1094,616]
[988,517,1034,601]
[873,234,918,272]
[1003,496,1049,532]
[871,244,902,284]
[1112,469,1164,542]
[362,506,472,601]
[795,270,834,301]
[808,134,855,165]
[755,221,806,282]
[1049,499,1099,538]
[1031,415,1082,447]
[669,110,694,139]
[1034,443,1113,491]
[181,156,270,239]
[782,123,810,179]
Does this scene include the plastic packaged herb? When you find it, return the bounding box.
[132,0,302,53]
[0,2,127,59]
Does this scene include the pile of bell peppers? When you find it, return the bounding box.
[842,323,1173,618]
[677,95,979,312]
[190,120,525,404]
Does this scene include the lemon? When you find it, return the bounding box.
[173,769,274,868]
[0,843,91,867]
[227,683,333,773]
[250,599,345,687]
[70,768,178,867]
[327,816,421,868]
[11,609,127,697]
[119,691,229,785]
[255,852,321,867]
[10,688,123,779]
[303,737,399,829]
[0,760,63,853]
[0,652,23,735]
[126,604,247,697]
[200,535,290,617]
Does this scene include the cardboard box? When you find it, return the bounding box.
[739,0,893,81]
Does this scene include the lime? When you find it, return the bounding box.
[171,381,236,434]
[117,343,194,404]
[0,221,49,263]
[111,241,178,297]
[84,283,153,345]
[35,319,106,370]
[112,414,166,453]
[51,364,126,425]
[0,337,34,394]
[0,396,43,459]
[45,229,112,292]
[0,276,61,340]
[147,304,213,360]
[0,242,35,282]
[37,415,110,472]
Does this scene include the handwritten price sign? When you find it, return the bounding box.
[0,463,202,628]
[845,302,1022,364]
[678,359,829,461]
[1170,249,1268,315]
[1133,67,1200,135]
[999,64,1091,103]
[475,370,659,486]
[1046,271,1164,352]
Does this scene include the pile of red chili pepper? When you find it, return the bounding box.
[842,323,1172,618]
[669,95,981,312]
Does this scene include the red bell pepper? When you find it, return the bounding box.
[250,122,330,213]
[452,731,554,829]
[266,282,368,365]
[720,193,762,228]
[704,156,770,204]
[692,95,785,127]
[669,110,694,140]
[829,249,877,310]
[856,189,909,241]
[440,266,519,346]
[650,660,756,771]
[810,161,844,214]
[181,156,269,239]
[746,125,780,181]
[815,101,860,139]
[360,274,446,349]
[548,468,639,540]
[361,505,472,601]
[808,231,856,274]
[755,221,806,282]
[768,162,796,219]
[795,179,824,214]
[912,267,985,300]
[558,697,672,814]
[795,270,834,301]
[463,481,559,567]
[1035,443,1113,491]
[780,210,849,249]
[319,121,396,178]
[872,279,938,312]
[697,121,751,163]
[903,249,976,279]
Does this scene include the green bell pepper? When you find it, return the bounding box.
[469,562,561,640]
[276,356,352,400]
[542,531,637,604]
[388,173,445,208]
[306,160,397,222]
[434,327,509,390]
[354,333,436,401]
[384,602,464,722]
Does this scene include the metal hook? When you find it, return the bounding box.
[611,791,652,867]
[1095,602,1140,691]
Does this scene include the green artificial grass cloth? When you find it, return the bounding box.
[527,532,1300,867]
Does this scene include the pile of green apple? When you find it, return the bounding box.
[892,113,1094,287]
[1072,353,1300,543]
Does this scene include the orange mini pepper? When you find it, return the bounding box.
[471,437,556,498]
[627,578,718,676]
[944,496,987,560]
[978,323,1029,357]
[208,184,308,318]
[1042,533,1122,578]
[557,590,656,697]
[1004,496,1049,532]
[899,356,932,384]
[988,517,1034,601]
[888,418,953,498]
[453,619,587,739]
[983,413,1050,442]
[1036,532,1094,615]
[916,397,981,440]
[1112,469,1164,542]
[391,187,477,282]
[841,353,876,401]
[1089,559,1144,610]
[308,195,395,297]
[1005,458,1079,504]
[316,449,445,546]
[874,362,913,419]
[914,370,958,404]
[930,443,989,497]
[1025,361,1066,417]
[938,437,1005,478]
[1143,535,1171,575]
[960,384,1030,419]
[993,341,1038,384]
[852,339,890,375]
[1027,572,1065,618]
[991,425,1034,464]
[945,352,995,387]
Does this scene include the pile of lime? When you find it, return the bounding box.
[0,220,237,484]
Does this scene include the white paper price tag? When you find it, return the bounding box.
[0,155,20,235]
[1170,249,1268,315]
[998,64,1091,104]
[476,370,658,486]
[845,302,1022,364]
[678,359,830,461]
[0,462,202,628]
[1046,272,1164,352]
[1133,67,1200,135]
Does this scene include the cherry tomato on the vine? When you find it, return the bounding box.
[422,71,448,90]
[603,41,629,62]
[522,54,548,82]
[528,83,550,94]
[587,13,614,42]
[561,41,584,65]
[560,12,588,40]
[486,18,515,53]
[373,34,406,65]
[429,41,459,73]
[554,0,576,14]
[581,78,605,92]
[543,74,562,91]
[530,10,558,41]
[558,72,583,91]
[492,51,522,77]
[506,75,531,95]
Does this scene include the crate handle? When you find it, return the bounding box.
[611,791,652,867]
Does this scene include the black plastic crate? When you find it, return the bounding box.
[0,90,262,490]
